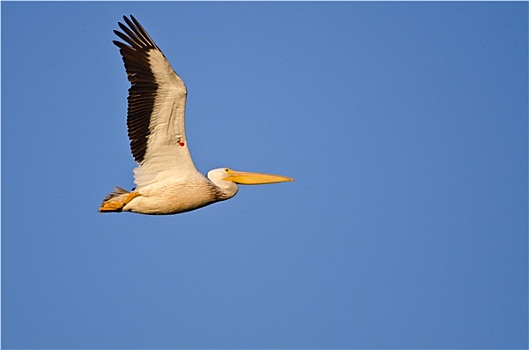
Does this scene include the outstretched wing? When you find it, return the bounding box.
[113,15,200,189]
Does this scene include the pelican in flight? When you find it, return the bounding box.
[99,15,293,215]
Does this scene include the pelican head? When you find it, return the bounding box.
[207,168,294,199]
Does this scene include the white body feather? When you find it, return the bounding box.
[124,178,223,214]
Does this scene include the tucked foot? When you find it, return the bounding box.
[99,187,140,213]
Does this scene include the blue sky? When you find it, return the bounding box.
[2,2,527,349]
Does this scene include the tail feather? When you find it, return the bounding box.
[99,187,137,212]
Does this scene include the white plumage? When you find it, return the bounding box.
[99,15,293,215]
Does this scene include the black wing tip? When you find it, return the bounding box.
[112,40,127,50]
[119,15,144,35]
[116,15,133,32]
[121,14,137,24]
[114,14,157,50]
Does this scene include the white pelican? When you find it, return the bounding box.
[99,15,293,215]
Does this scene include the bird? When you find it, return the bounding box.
[99,15,294,215]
